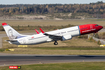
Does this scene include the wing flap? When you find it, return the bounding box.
[44,33,62,40]
[44,33,62,37]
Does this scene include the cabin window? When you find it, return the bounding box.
[95,25,98,26]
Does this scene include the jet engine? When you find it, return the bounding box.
[62,35,72,41]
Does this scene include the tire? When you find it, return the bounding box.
[54,42,58,45]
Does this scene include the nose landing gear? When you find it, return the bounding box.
[54,41,58,45]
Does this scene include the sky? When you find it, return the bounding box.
[0,0,105,4]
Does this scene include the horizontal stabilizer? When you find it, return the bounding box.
[6,40,17,42]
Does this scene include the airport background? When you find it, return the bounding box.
[0,1,105,70]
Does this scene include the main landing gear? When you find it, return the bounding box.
[54,41,58,45]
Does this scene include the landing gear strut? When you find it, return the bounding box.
[54,41,58,45]
[93,33,95,37]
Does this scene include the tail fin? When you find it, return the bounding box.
[2,23,22,40]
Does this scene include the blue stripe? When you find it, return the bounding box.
[17,36,26,39]
[78,26,81,35]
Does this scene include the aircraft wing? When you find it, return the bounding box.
[44,33,62,40]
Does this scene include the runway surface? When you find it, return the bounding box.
[0,54,105,66]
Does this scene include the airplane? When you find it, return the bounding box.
[2,23,103,45]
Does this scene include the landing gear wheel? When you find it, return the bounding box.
[54,41,58,45]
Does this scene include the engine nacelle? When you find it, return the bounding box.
[62,35,72,41]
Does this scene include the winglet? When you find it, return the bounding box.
[39,28,45,33]
[2,23,8,26]
[35,29,39,34]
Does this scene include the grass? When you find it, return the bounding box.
[1,33,105,55]
[0,19,104,34]
[2,47,105,55]
[2,36,104,55]
[98,32,105,39]
[0,24,74,32]
[1,62,105,70]
[0,49,4,52]
[0,19,105,26]
[3,48,105,55]
[27,47,105,50]
[2,36,99,48]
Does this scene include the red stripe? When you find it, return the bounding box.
[2,23,7,26]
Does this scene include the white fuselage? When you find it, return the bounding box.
[12,26,80,45]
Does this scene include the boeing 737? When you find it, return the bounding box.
[2,23,103,45]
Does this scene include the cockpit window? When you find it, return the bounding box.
[95,25,99,26]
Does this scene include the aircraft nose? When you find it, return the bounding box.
[100,25,103,29]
